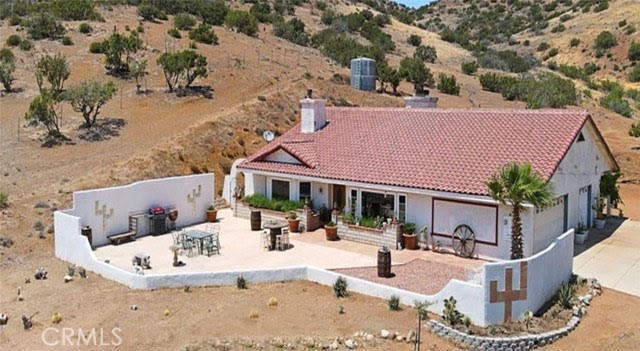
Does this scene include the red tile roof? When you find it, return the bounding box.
[239,108,593,196]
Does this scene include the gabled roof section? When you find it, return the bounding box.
[240,108,599,196]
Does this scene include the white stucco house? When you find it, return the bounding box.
[226,91,618,260]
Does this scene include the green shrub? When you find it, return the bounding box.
[51,0,100,21]
[19,39,33,51]
[311,29,385,67]
[9,15,21,26]
[523,40,530,46]
[437,74,460,95]
[583,62,599,75]
[137,25,144,33]
[0,192,8,209]
[333,277,349,298]
[89,41,105,54]
[6,35,21,47]
[61,36,73,46]
[594,0,609,12]
[407,34,421,47]
[548,48,559,57]
[476,50,532,73]
[480,72,577,108]
[601,89,632,117]
[551,24,566,33]
[570,38,580,47]
[174,13,197,30]
[0,48,15,64]
[625,25,637,35]
[243,194,304,213]
[628,65,640,83]
[414,45,437,63]
[595,31,616,50]
[630,123,640,137]
[273,18,309,46]
[237,275,247,289]
[388,295,401,311]
[167,27,181,39]
[619,19,628,28]
[358,217,378,228]
[315,0,327,11]
[79,22,92,34]
[249,2,272,23]
[559,14,573,22]
[629,43,640,61]
[138,3,161,22]
[537,42,550,52]
[224,10,258,37]
[23,12,66,40]
[188,23,218,45]
[361,21,395,52]
[461,61,478,75]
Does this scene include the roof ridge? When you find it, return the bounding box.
[327,107,589,114]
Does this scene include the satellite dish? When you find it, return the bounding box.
[263,131,275,142]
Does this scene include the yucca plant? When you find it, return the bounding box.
[333,276,349,298]
[557,282,576,309]
[237,275,247,289]
[78,267,87,278]
[67,265,75,277]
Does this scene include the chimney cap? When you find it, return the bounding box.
[306,89,313,99]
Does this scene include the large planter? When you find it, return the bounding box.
[594,218,606,229]
[403,234,418,250]
[206,209,218,223]
[325,226,338,241]
[288,218,301,233]
[574,230,589,245]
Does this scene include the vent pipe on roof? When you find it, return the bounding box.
[301,89,327,133]
[405,86,438,109]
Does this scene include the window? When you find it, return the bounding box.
[361,191,394,219]
[349,189,358,216]
[299,182,311,202]
[398,195,406,222]
[577,132,585,142]
[272,179,290,200]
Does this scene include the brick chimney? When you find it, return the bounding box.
[300,89,327,133]
[405,87,438,109]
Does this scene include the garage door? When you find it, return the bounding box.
[533,195,567,252]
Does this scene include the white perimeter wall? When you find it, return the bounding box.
[483,229,574,325]
[62,174,215,247]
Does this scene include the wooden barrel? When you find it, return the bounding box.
[377,249,391,278]
[250,211,262,231]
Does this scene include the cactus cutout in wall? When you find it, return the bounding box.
[95,200,114,232]
[187,185,202,214]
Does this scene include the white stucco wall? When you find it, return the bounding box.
[483,229,574,325]
[264,149,302,164]
[62,174,215,247]
[535,123,614,251]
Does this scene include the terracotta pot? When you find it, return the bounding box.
[403,234,418,250]
[325,226,338,241]
[206,209,218,223]
[288,218,301,233]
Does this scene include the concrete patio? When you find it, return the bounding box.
[94,208,482,277]
[573,218,640,297]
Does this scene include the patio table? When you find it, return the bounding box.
[183,230,213,255]
[262,219,288,251]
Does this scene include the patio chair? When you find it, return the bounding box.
[260,230,270,251]
[281,228,290,250]
[202,236,219,256]
[182,236,197,257]
[206,224,222,249]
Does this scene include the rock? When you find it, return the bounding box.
[64,275,73,283]
[380,330,390,339]
[345,339,355,349]
[584,294,593,305]
[395,335,404,342]
[580,307,588,316]
[365,334,374,341]
[407,329,416,343]
[130,305,138,311]
[329,341,338,350]
[572,306,581,317]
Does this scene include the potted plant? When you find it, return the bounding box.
[288,211,301,233]
[206,205,218,223]
[325,221,338,241]
[402,222,418,250]
[592,197,606,229]
[574,221,589,244]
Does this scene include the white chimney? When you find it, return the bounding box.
[300,89,326,133]
[404,88,438,109]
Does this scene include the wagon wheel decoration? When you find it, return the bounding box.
[451,224,476,258]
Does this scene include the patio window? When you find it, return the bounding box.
[349,189,358,216]
[361,191,394,219]
[272,179,290,200]
[398,195,406,222]
[299,182,311,202]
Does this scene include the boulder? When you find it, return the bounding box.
[380,330,390,339]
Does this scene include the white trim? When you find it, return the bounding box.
[267,177,292,201]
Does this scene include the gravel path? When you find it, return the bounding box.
[332,259,471,295]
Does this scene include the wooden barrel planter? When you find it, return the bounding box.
[377,248,391,278]
[250,210,262,231]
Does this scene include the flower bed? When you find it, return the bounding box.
[243,194,305,213]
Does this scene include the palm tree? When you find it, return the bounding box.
[486,162,554,259]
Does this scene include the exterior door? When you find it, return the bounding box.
[332,185,346,211]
